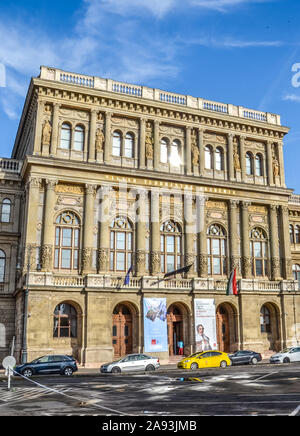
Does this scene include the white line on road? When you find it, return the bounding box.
[290,404,300,416]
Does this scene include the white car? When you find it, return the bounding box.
[100,354,160,374]
[270,346,300,364]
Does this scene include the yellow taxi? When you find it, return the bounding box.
[177,350,231,370]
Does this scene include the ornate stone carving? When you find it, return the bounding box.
[271,257,280,279]
[136,250,146,273]
[98,248,109,272]
[233,143,241,171]
[40,244,53,271]
[241,256,252,278]
[199,254,208,277]
[191,130,199,165]
[82,248,93,272]
[150,251,160,275]
[272,151,280,178]
[230,255,240,272]
[42,119,52,145]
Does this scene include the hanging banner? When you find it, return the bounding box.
[144,298,168,353]
[194,299,217,352]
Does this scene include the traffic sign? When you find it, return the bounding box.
[2,356,16,370]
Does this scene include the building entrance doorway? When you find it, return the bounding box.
[217,305,230,353]
[167,305,183,356]
[112,304,133,358]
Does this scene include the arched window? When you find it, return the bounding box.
[53,303,77,338]
[161,221,182,274]
[215,147,224,171]
[260,305,271,333]
[251,228,268,277]
[290,225,295,244]
[60,123,71,149]
[255,154,263,176]
[74,125,85,151]
[246,152,253,175]
[1,199,11,223]
[295,225,300,244]
[54,212,80,270]
[207,224,227,276]
[124,133,134,158]
[112,131,122,157]
[169,140,182,167]
[0,250,5,283]
[110,217,133,272]
[205,146,213,169]
[293,264,300,287]
[160,139,168,164]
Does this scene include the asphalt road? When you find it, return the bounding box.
[1,363,300,417]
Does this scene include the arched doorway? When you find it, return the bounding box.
[167,304,184,356]
[112,304,133,358]
[216,303,237,353]
[260,303,280,352]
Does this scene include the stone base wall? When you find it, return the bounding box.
[0,297,16,363]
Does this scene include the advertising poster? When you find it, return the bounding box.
[194,299,217,352]
[144,298,168,353]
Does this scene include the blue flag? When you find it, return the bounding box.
[124,266,133,286]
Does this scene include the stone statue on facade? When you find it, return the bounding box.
[191,131,199,165]
[95,128,105,152]
[42,120,52,145]
[273,152,280,178]
[145,134,154,160]
[233,144,241,171]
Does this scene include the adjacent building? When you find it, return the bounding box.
[0,66,300,365]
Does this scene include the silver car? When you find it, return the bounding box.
[270,346,300,364]
[100,353,160,374]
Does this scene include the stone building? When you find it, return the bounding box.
[0,65,300,365]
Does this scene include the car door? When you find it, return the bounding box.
[289,347,300,362]
[34,356,51,374]
[49,355,65,373]
[210,351,223,367]
[120,355,138,372]
[199,352,212,367]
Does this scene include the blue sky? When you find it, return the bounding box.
[1,0,300,192]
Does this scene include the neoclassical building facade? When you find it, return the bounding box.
[0,66,300,364]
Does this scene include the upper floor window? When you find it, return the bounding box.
[53,303,77,338]
[160,139,168,164]
[160,139,182,167]
[112,131,122,157]
[293,264,300,287]
[161,221,182,274]
[205,146,213,169]
[215,147,224,171]
[60,123,72,150]
[246,152,253,175]
[74,125,85,152]
[255,154,263,177]
[251,228,268,277]
[290,224,300,244]
[124,133,134,158]
[207,224,227,276]
[110,217,133,272]
[1,199,11,223]
[54,212,80,270]
[0,250,5,283]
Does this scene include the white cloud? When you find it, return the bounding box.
[283,94,300,103]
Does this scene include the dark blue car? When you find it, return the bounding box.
[14,355,78,377]
[229,350,262,365]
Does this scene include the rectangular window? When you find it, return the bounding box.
[255,259,263,276]
[116,252,125,271]
[167,255,175,273]
[213,258,221,275]
[166,236,175,253]
[61,249,71,269]
[62,228,72,247]
[116,232,126,250]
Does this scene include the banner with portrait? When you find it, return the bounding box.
[194,299,217,352]
[144,298,168,353]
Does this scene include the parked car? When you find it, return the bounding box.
[229,350,262,365]
[270,347,300,364]
[100,354,160,373]
[177,350,231,370]
[14,355,78,377]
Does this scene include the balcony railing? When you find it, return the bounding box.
[39,66,282,126]
[289,195,300,205]
[0,159,22,174]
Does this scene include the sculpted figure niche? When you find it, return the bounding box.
[96,128,105,152]
[145,123,154,160]
[191,131,199,165]
[42,120,52,145]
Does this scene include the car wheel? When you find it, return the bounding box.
[220,361,228,368]
[283,357,290,364]
[190,363,198,370]
[251,357,258,365]
[112,366,121,374]
[62,367,74,377]
[22,368,33,378]
[145,365,155,372]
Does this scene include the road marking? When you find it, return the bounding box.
[248,372,279,382]
[290,405,300,416]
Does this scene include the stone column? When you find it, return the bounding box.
[241,201,251,278]
[104,111,112,164]
[88,109,97,163]
[280,205,293,280]
[153,120,160,170]
[82,184,97,274]
[139,118,146,169]
[185,126,192,176]
[150,189,161,275]
[197,195,208,277]
[33,99,45,155]
[98,186,111,273]
[41,179,58,272]
[269,204,281,280]
[229,200,240,274]
[199,128,205,176]
[136,190,147,276]
[184,190,195,276]
[25,178,41,270]
[50,103,60,156]
[240,135,246,182]
[278,141,286,187]
[228,133,235,181]
[267,140,274,186]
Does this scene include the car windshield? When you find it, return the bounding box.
[280,348,292,354]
